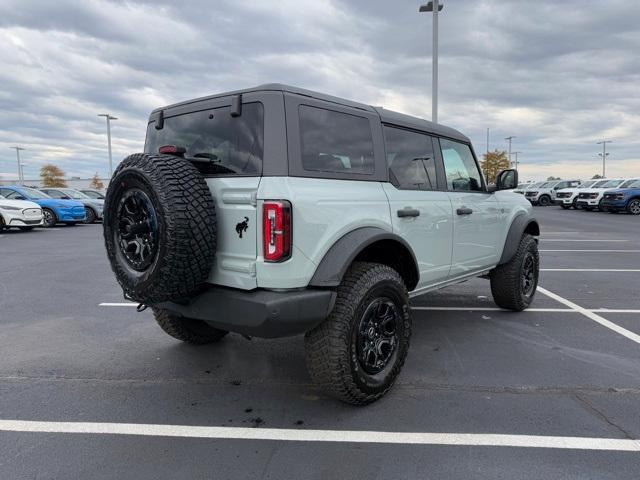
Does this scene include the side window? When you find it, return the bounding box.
[45,190,63,198]
[439,138,483,192]
[383,126,437,190]
[299,105,374,174]
[3,190,21,199]
[0,188,12,198]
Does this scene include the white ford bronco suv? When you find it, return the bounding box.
[103,84,540,405]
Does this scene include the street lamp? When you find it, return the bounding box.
[10,146,25,184]
[419,1,444,124]
[512,151,522,171]
[597,140,612,178]
[98,114,118,177]
[505,136,516,166]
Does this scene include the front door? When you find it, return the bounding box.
[436,138,501,277]
[382,126,453,289]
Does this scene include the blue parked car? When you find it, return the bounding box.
[0,185,86,227]
[601,179,640,215]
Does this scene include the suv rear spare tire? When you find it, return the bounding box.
[104,153,217,304]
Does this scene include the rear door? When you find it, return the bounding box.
[144,92,283,290]
[436,138,501,276]
[381,126,453,288]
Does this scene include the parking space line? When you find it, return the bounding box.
[537,286,640,345]
[541,240,629,242]
[99,303,137,307]
[540,250,640,253]
[0,419,638,451]
[411,307,640,313]
[541,269,640,272]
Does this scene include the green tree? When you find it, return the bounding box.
[40,164,68,187]
[480,150,511,184]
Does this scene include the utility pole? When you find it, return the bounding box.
[505,136,516,166]
[419,1,444,124]
[10,147,25,184]
[512,151,522,171]
[486,128,490,155]
[597,140,612,178]
[98,114,118,177]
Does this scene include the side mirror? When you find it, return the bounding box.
[16,195,26,200]
[61,195,71,199]
[493,169,518,191]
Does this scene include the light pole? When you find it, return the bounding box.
[505,136,516,166]
[20,163,26,184]
[597,140,612,178]
[10,146,25,184]
[512,151,522,171]
[98,114,118,177]
[419,0,444,124]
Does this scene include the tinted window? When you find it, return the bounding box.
[43,189,65,199]
[439,139,483,191]
[299,105,374,174]
[384,126,437,190]
[145,102,264,176]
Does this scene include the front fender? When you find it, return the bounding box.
[498,213,540,265]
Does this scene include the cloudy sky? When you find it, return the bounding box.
[1,0,639,182]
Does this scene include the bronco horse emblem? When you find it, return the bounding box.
[235,217,249,238]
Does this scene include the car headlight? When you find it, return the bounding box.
[0,204,22,210]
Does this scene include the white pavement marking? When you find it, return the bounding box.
[411,307,640,314]
[541,269,640,272]
[99,303,137,307]
[0,420,638,451]
[537,286,640,345]
[540,250,640,253]
[541,239,628,242]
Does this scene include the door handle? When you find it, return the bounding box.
[456,207,473,215]
[397,207,420,218]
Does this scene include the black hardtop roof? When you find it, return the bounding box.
[151,83,470,143]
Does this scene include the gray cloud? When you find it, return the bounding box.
[0,0,638,181]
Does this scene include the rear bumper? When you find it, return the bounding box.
[156,286,336,338]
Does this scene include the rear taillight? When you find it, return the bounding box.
[262,200,292,262]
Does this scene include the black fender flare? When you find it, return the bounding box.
[498,213,540,265]
[309,227,419,288]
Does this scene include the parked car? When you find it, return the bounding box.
[601,179,640,215]
[0,194,43,231]
[0,186,85,227]
[40,188,103,224]
[575,178,626,211]
[525,179,581,206]
[553,179,607,209]
[514,181,543,195]
[79,189,106,200]
[102,83,540,405]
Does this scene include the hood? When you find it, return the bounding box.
[31,198,85,208]
[605,187,640,195]
[77,199,103,209]
[0,198,41,210]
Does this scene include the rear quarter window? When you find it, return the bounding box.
[145,102,264,176]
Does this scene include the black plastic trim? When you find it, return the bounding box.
[498,213,540,265]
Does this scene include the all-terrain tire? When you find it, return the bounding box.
[304,262,412,406]
[153,308,228,344]
[104,153,216,304]
[490,234,539,311]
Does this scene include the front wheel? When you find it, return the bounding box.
[152,308,228,344]
[42,208,57,228]
[628,199,640,215]
[304,262,412,405]
[490,234,539,311]
[538,195,551,206]
[83,207,96,224]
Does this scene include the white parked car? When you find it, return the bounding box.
[514,181,543,195]
[524,179,581,206]
[553,179,608,209]
[575,178,629,211]
[0,194,43,231]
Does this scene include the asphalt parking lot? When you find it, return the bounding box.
[1,208,639,479]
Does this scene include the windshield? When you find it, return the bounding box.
[82,190,104,199]
[600,179,624,188]
[619,179,639,188]
[577,181,596,188]
[540,182,557,188]
[527,182,543,189]
[145,102,264,176]
[20,187,51,199]
[626,180,640,188]
[61,189,90,199]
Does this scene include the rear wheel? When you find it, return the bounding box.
[305,262,412,405]
[490,234,539,311]
[628,199,640,215]
[42,208,57,228]
[538,195,551,206]
[153,308,228,344]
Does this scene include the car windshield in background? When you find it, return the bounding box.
[540,182,557,188]
[601,180,624,188]
[619,179,639,188]
[578,181,595,188]
[20,187,50,199]
[82,191,104,199]
[145,102,264,176]
[62,189,89,199]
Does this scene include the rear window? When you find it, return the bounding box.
[145,102,264,176]
[299,105,374,175]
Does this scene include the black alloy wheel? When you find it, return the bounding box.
[356,298,400,375]
[116,189,159,272]
[521,252,537,297]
